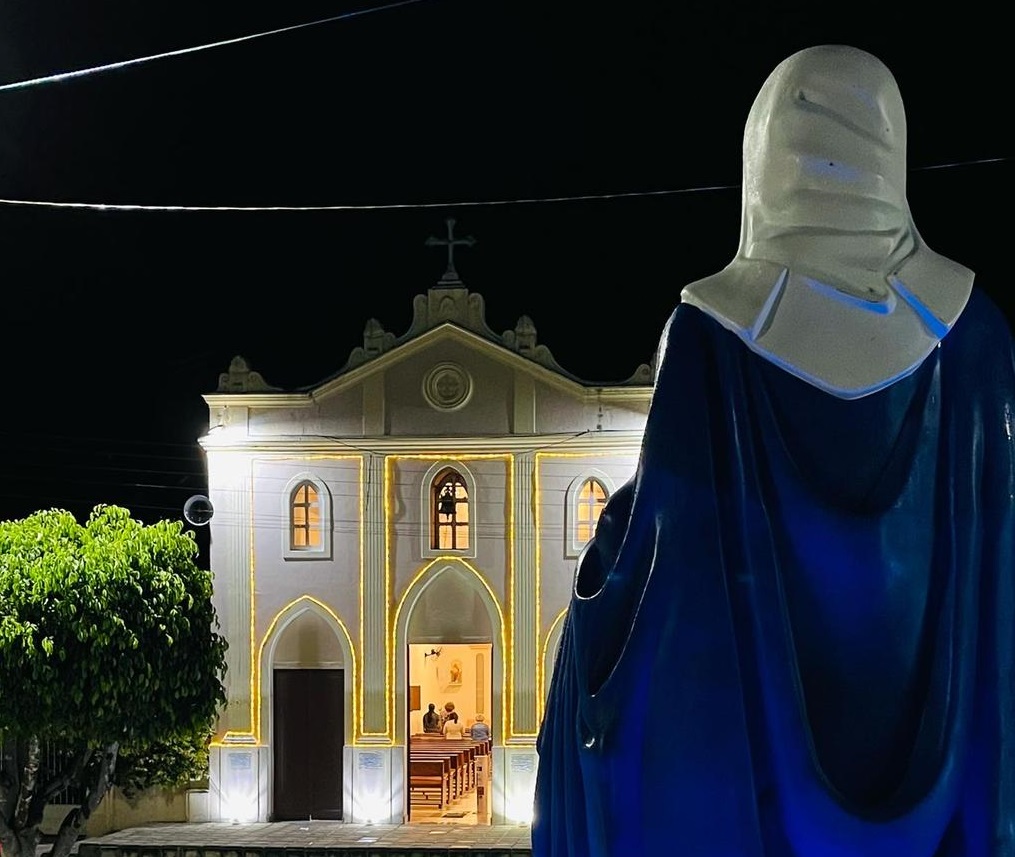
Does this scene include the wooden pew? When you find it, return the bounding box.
[408,758,450,808]
[411,734,491,797]
[411,747,469,798]
[431,738,489,789]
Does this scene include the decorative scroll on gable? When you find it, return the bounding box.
[363,318,396,357]
[217,355,281,393]
[343,318,399,371]
[502,315,537,354]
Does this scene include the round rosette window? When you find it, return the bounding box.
[423,362,473,411]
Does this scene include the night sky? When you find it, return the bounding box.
[0,0,1010,540]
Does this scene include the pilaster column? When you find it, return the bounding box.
[209,453,253,737]
[360,453,388,737]
[511,452,538,736]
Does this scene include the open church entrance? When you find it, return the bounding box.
[405,566,495,825]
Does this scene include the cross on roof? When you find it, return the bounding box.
[425,217,476,285]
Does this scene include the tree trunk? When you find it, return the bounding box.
[0,826,43,857]
[0,736,43,857]
[1,741,118,857]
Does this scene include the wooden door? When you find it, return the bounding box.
[273,668,344,820]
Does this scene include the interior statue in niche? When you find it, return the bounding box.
[533,45,1014,856]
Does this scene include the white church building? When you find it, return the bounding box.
[195,220,654,825]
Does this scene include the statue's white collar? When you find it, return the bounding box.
[680,247,974,400]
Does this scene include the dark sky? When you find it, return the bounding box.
[0,0,1010,535]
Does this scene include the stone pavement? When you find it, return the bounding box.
[74,821,533,857]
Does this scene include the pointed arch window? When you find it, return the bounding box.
[282,473,332,560]
[432,469,470,551]
[575,477,608,547]
[290,480,322,550]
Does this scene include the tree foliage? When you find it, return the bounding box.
[0,505,228,857]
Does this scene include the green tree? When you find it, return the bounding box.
[0,505,228,857]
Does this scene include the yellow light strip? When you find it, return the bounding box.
[538,608,569,721]
[249,470,257,737]
[215,466,258,745]
[507,457,516,739]
[508,456,515,741]
[253,595,359,744]
[361,455,394,739]
[357,455,366,740]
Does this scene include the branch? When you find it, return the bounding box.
[84,743,119,819]
[49,743,119,857]
[41,748,92,805]
[27,748,94,830]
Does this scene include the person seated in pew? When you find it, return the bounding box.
[422,702,442,733]
[440,700,456,728]
[469,712,491,741]
[443,710,465,739]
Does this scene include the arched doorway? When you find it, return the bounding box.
[264,601,353,821]
[395,562,504,825]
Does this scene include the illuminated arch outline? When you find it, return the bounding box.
[256,595,358,744]
[539,607,569,722]
[391,558,508,744]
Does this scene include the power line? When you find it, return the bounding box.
[0,0,1005,215]
[0,183,735,212]
[0,156,1007,214]
[0,0,431,94]
[0,156,1009,215]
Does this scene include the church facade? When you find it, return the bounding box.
[194,233,653,825]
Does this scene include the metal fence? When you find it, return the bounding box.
[0,735,86,806]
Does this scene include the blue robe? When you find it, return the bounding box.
[533,290,1015,856]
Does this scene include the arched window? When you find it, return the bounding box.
[432,469,469,550]
[290,480,322,550]
[281,473,332,560]
[574,477,607,547]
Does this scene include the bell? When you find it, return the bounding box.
[437,486,457,517]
